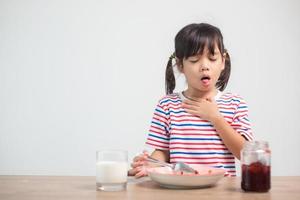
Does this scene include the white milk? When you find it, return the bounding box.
[96,161,128,183]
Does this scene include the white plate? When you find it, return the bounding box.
[147,165,225,189]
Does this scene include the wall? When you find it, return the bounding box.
[0,0,299,176]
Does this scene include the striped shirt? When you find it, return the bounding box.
[145,91,254,176]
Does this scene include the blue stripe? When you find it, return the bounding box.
[217,99,240,103]
[148,134,169,141]
[169,110,186,114]
[213,166,223,168]
[155,108,167,115]
[151,121,166,129]
[170,152,232,155]
[171,123,213,127]
[161,99,181,104]
[223,165,235,169]
[238,106,248,109]
[213,165,234,169]
[220,111,234,115]
[170,137,221,141]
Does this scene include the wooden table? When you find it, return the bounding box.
[0,176,299,200]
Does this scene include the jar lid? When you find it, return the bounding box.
[243,140,269,151]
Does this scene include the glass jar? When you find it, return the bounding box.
[241,140,271,192]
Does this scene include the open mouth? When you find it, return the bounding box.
[200,75,211,86]
[201,76,211,81]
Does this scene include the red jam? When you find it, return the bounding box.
[241,162,270,192]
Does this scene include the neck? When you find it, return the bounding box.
[183,88,218,100]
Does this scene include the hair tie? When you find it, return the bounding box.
[169,52,176,60]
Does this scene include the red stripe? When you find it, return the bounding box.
[152,116,168,127]
[231,124,241,127]
[171,127,213,131]
[239,120,251,127]
[217,102,239,107]
[179,161,235,165]
[170,142,225,145]
[156,104,166,111]
[227,170,237,172]
[168,104,182,109]
[171,118,210,123]
[170,114,195,118]
[218,106,235,110]
[147,138,169,145]
[171,156,234,160]
[219,94,238,100]
[171,127,216,132]
[149,129,166,137]
[223,115,233,120]
[162,95,179,100]
[153,112,168,121]
[146,142,169,149]
[172,133,218,136]
[170,147,228,150]
[235,110,248,115]
[150,125,165,132]
[160,102,181,108]
[240,132,253,141]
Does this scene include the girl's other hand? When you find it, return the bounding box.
[128,151,149,178]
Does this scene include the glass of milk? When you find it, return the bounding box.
[96,150,128,191]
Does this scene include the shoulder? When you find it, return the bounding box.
[219,92,247,104]
[219,92,249,113]
[157,93,181,105]
[155,93,181,111]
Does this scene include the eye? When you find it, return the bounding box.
[209,57,217,62]
[189,59,198,63]
[188,57,199,63]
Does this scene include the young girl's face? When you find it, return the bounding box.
[179,45,225,93]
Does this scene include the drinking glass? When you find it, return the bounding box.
[96,150,128,191]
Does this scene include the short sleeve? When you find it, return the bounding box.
[231,97,254,141]
[145,99,170,150]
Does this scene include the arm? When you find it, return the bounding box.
[150,149,170,162]
[210,115,245,160]
[128,149,169,177]
[129,97,171,177]
[182,98,248,160]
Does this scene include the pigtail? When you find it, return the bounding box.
[165,53,176,94]
[216,50,231,91]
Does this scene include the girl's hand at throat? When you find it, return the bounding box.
[182,98,223,123]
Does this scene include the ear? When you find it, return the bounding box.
[176,58,184,73]
[221,53,226,71]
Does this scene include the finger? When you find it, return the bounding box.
[135,167,148,178]
[128,168,138,176]
[135,171,146,178]
[133,155,145,162]
[142,150,149,155]
[183,99,195,105]
[131,161,146,168]
[182,102,192,108]
[130,167,141,177]
[182,103,199,110]
[184,108,201,117]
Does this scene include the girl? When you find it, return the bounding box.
[129,23,253,177]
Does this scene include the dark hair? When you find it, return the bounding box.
[165,23,231,94]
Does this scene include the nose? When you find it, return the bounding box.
[200,65,209,71]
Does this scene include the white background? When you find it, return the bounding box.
[1,0,299,176]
